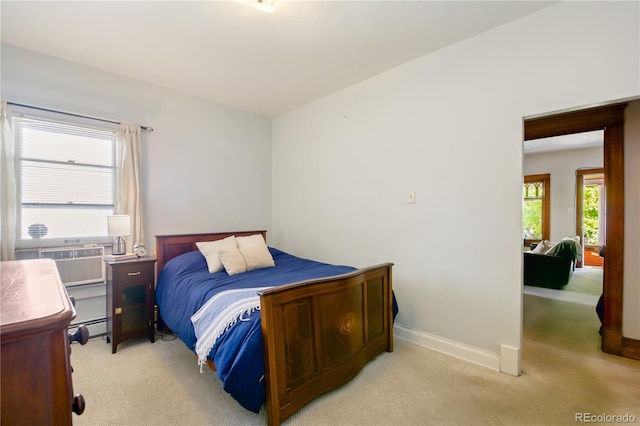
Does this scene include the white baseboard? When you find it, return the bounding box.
[500,344,521,376]
[394,324,520,375]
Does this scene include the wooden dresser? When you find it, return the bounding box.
[1,259,86,425]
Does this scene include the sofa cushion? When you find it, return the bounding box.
[523,252,573,289]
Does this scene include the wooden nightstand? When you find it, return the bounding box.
[105,257,156,353]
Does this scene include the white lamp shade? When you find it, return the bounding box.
[107,215,131,237]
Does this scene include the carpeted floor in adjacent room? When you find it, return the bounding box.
[524,266,603,306]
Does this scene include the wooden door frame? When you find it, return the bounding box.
[524,102,627,356]
[575,168,605,268]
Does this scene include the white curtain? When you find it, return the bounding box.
[0,101,17,261]
[115,123,144,252]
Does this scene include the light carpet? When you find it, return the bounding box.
[524,267,602,306]
[563,267,603,296]
[70,293,638,425]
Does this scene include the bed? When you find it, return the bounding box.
[155,231,395,425]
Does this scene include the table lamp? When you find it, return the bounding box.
[107,215,131,255]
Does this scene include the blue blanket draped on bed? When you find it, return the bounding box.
[156,247,362,413]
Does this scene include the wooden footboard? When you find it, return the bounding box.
[155,231,393,425]
[258,263,393,426]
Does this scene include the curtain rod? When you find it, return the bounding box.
[6,101,154,132]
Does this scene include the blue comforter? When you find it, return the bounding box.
[155,247,356,413]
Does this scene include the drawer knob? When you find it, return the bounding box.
[72,393,86,415]
[69,325,90,345]
[128,271,141,276]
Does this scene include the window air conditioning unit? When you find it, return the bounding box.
[39,247,105,286]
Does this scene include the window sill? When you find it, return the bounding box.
[15,237,112,251]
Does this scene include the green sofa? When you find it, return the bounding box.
[523,239,578,289]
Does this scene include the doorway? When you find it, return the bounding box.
[576,168,605,269]
[524,102,627,356]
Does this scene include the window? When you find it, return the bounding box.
[13,109,117,244]
[582,173,605,246]
[523,174,550,246]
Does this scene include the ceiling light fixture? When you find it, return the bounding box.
[237,0,277,13]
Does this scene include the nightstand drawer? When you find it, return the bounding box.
[113,262,154,284]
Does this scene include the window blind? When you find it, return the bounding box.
[13,113,117,240]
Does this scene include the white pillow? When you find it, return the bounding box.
[219,249,247,276]
[236,234,275,272]
[236,234,267,248]
[196,236,237,273]
[240,245,275,271]
[544,240,559,255]
[530,243,546,254]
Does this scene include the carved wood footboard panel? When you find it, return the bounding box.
[259,263,394,425]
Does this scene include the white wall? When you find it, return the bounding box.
[272,1,640,370]
[1,44,272,255]
[524,146,603,243]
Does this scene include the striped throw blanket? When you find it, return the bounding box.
[191,286,272,372]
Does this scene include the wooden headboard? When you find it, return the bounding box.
[155,230,267,273]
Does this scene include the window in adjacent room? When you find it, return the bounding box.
[523,173,550,247]
[13,108,118,246]
[582,172,605,246]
